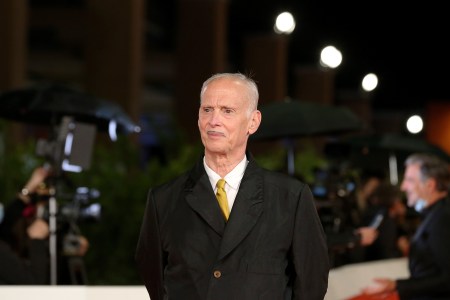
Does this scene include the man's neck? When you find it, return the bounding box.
[204,152,246,178]
[426,190,448,207]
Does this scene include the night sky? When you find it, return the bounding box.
[31,0,450,113]
[226,1,450,111]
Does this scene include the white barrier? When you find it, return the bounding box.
[0,259,409,300]
[325,257,409,300]
[0,285,149,300]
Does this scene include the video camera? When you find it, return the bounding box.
[36,186,102,224]
[35,186,101,257]
[35,116,96,175]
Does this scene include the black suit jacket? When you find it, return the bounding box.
[397,197,450,299]
[136,155,329,300]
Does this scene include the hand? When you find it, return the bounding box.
[397,236,410,256]
[76,235,90,256]
[362,278,396,295]
[24,167,50,193]
[27,218,49,240]
[355,226,378,246]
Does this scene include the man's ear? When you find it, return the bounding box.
[248,110,261,135]
[426,178,437,191]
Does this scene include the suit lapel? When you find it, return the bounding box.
[411,200,442,243]
[183,154,265,259]
[186,174,226,236]
[217,160,264,260]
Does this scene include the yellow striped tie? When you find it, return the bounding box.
[216,179,230,221]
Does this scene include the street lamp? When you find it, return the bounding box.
[406,114,424,134]
[320,45,342,69]
[274,12,295,34]
[361,73,378,92]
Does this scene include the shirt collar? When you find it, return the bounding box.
[204,155,248,189]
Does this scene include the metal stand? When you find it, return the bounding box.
[388,152,398,185]
[284,138,295,176]
[67,257,88,285]
[48,187,58,285]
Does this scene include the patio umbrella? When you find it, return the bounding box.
[338,133,450,184]
[0,83,141,136]
[251,99,363,175]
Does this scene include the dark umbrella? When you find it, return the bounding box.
[252,99,363,140]
[0,84,141,136]
[338,133,450,184]
[251,99,363,175]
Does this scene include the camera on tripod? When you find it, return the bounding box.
[31,116,100,283]
[35,116,97,175]
[35,186,101,220]
[34,185,101,258]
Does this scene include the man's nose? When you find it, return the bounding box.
[208,110,221,125]
[399,181,406,191]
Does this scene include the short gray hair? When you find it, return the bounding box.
[405,153,450,192]
[200,73,259,113]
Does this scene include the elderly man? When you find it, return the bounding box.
[363,153,450,299]
[136,73,329,299]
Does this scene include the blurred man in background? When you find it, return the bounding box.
[363,153,450,299]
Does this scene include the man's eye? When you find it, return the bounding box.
[204,108,211,112]
[224,109,233,114]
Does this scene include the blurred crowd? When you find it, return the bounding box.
[314,166,418,268]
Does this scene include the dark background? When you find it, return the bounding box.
[150,0,450,111]
[27,0,450,113]
[0,0,447,285]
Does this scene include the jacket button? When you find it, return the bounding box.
[213,270,222,278]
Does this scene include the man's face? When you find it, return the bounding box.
[198,78,260,157]
[400,163,427,207]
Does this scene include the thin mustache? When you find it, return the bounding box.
[207,130,225,136]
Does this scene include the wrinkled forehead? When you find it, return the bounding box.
[405,163,422,179]
[202,79,250,104]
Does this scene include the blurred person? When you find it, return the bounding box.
[326,169,385,267]
[0,167,51,284]
[135,73,329,299]
[0,166,90,285]
[351,169,386,229]
[362,153,450,299]
[326,221,379,268]
[362,183,408,261]
[0,219,49,284]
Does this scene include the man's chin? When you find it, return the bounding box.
[407,199,417,208]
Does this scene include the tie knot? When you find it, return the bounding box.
[216,179,226,189]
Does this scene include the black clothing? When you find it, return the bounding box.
[0,198,49,285]
[396,197,450,299]
[136,154,329,299]
[0,239,49,284]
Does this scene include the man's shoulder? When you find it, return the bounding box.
[151,171,191,194]
[259,167,307,189]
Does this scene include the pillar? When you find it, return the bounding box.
[175,0,228,142]
[293,66,335,105]
[85,0,145,125]
[0,0,28,144]
[243,34,289,105]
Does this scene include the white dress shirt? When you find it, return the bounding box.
[204,155,248,211]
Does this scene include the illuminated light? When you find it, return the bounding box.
[109,120,118,141]
[320,45,342,69]
[362,73,378,92]
[62,159,82,173]
[274,12,296,34]
[406,115,424,134]
[64,133,74,156]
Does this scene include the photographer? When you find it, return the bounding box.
[0,167,50,284]
[0,166,90,285]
